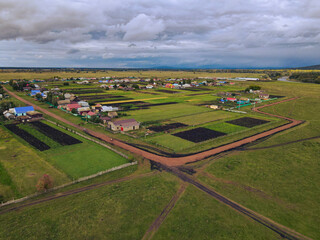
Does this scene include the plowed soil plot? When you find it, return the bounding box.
[79,94,124,100]
[65,89,104,94]
[149,123,187,132]
[269,95,285,98]
[156,89,179,94]
[5,124,50,151]
[173,127,226,143]
[30,121,82,145]
[226,117,270,128]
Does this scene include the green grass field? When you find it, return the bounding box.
[0,70,263,81]
[200,140,320,239]
[31,121,129,179]
[0,126,69,201]
[154,185,278,240]
[0,173,179,240]
[196,81,320,239]
[172,110,237,125]
[122,103,211,123]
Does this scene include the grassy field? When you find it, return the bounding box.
[200,139,320,239]
[122,103,211,123]
[0,70,263,81]
[0,173,179,240]
[145,115,283,153]
[172,110,237,125]
[0,126,69,201]
[34,121,129,179]
[196,81,320,239]
[154,185,278,240]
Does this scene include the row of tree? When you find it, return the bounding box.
[289,72,320,84]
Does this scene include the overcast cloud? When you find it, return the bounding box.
[0,0,319,68]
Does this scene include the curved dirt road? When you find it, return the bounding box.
[4,87,302,166]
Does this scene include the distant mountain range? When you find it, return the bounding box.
[293,64,320,70]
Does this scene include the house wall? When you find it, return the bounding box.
[108,123,140,131]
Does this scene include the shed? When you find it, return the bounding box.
[101,106,119,112]
[78,107,91,115]
[100,116,111,124]
[78,101,90,107]
[26,111,43,119]
[108,111,118,118]
[259,93,269,99]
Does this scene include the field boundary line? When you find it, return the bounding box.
[142,183,187,240]
[0,161,137,208]
[45,119,129,159]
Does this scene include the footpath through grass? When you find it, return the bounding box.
[0,173,179,240]
[153,185,278,240]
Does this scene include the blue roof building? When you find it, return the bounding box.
[14,106,35,116]
[31,90,41,96]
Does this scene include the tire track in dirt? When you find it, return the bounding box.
[240,136,320,151]
[0,172,156,215]
[142,183,187,240]
[156,163,312,240]
[4,87,303,167]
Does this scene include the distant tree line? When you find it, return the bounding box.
[289,72,320,84]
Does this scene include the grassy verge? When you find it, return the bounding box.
[153,185,278,240]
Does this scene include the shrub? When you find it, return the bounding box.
[36,174,54,192]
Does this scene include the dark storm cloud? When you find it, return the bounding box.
[0,0,319,67]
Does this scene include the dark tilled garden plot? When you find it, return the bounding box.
[149,122,187,132]
[173,127,226,143]
[226,117,270,128]
[156,89,180,94]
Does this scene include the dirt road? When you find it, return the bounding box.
[0,172,156,215]
[160,164,311,240]
[4,87,303,166]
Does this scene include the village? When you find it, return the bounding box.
[1,76,274,135]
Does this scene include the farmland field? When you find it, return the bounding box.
[0,126,69,201]
[173,127,226,143]
[154,185,278,240]
[0,173,179,240]
[37,121,129,179]
[0,119,129,200]
[205,122,248,134]
[121,103,211,123]
[1,70,319,239]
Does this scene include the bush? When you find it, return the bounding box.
[245,85,261,92]
[36,174,54,192]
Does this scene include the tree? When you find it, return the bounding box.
[36,174,54,192]
[245,85,261,92]
[63,82,69,86]
[132,84,139,90]
[71,108,77,114]
[0,101,15,115]
[35,93,42,100]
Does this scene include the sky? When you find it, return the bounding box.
[0,0,320,68]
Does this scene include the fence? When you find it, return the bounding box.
[45,119,129,159]
[0,161,137,207]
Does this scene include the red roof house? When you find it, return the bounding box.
[66,103,81,111]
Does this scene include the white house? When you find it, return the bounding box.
[101,106,119,112]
